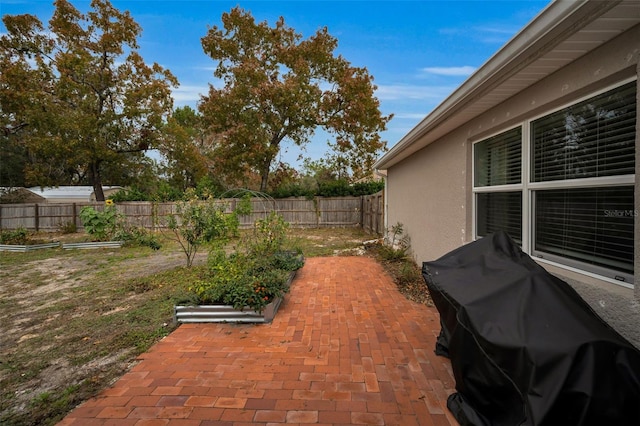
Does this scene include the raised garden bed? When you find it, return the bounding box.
[62,241,124,250]
[0,242,61,252]
[174,270,296,324]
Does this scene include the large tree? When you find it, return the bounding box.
[0,0,177,200]
[199,7,391,191]
[160,106,212,192]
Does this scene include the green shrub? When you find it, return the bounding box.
[249,212,290,257]
[79,201,120,241]
[165,191,241,267]
[187,212,304,312]
[191,249,301,312]
[57,221,77,234]
[80,200,160,249]
[0,227,29,245]
[397,261,421,285]
[115,226,161,250]
[379,222,411,261]
[110,187,149,202]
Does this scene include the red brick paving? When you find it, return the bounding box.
[58,256,458,425]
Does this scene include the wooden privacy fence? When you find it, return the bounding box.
[361,191,384,235]
[0,192,385,235]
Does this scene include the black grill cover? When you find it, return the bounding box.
[422,231,640,426]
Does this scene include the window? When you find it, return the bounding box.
[473,80,636,282]
[474,127,523,243]
[474,128,522,187]
[534,187,634,275]
[477,192,522,244]
[531,82,636,182]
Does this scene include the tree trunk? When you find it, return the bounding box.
[259,157,272,193]
[89,161,105,202]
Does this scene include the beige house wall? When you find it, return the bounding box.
[386,25,640,289]
[386,130,469,262]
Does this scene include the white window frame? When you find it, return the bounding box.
[472,77,637,287]
[472,125,524,243]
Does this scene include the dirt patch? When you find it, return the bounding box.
[0,242,198,425]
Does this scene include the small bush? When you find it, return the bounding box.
[110,187,150,202]
[397,262,421,285]
[116,226,161,251]
[191,250,301,312]
[187,212,304,312]
[0,227,29,245]
[378,222,411,261]
[165,191,240,267]
[57,221,77,234]
[79,201,120,241]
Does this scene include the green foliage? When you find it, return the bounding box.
[115,226,161,251]
[316,179,384,197]
[194,175,224,200]
[352,181,385,196]
[159,107,215,193]
[271,250,305,271]
[199,7,390,191]
[397,261,422,286]
[269,179,383,198]
[192,250,302,312]
[235,194,253,216]
[0,0,177,198]
[80,201,161,249]
[57,221,77,234]
[153,182,185,202]
[268,183,316,199]
[165,191,244,267]
[249,212,290,257]
[0,227,29,244]
[378,222,411,261]
[79,203,120,241]
[188,212,304,312]
[110,187,150,202]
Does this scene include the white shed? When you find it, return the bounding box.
[27,186,123,203]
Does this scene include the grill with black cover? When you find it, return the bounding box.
[422,231,640,426]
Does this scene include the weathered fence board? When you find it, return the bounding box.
[362,191,384,235]
[0,193,385,234]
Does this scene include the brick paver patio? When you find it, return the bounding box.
[58,256,458,425]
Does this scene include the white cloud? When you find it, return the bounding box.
[421,66,476,77]
[194,65,217,72]
[171,84,208,106]
[439,24,520,45]
[392,112,430,120]
[375,84,455,101]
[473,25,518,36]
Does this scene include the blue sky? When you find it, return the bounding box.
[1,0,551,167]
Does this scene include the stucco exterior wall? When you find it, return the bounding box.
[385,130,468,263]
[386,24,640,273]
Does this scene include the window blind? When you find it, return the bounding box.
[477,191,522,244]
[474,127,522,187]
[534,187,634,274]
[531,82,637,182]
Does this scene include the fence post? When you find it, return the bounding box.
[34,203,39,232]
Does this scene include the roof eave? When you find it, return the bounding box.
[374,0,622,171]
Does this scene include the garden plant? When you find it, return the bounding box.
[79,200,161,250]
[164,191,251,267]
[185,211,304,313]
